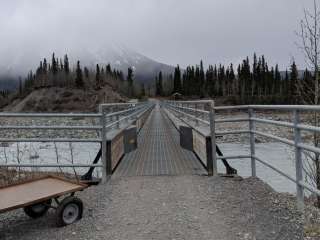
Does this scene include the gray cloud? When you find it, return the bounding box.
[0,0,314,74]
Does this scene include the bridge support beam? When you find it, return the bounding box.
[208,101,217,176]
[294,110,304,211]
[99,105,111,183]
[249,108,256,177]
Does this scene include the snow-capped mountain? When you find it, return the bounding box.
[77,46,175,83]
[0,45,175,90]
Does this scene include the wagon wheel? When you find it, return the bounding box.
[56,196,83,227]
[23,199,52,219]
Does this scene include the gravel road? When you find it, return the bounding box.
[0,175,303,240]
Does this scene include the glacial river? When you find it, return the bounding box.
[218,143,298,194]
[0,141,306,195]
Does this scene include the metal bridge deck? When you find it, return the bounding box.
[113,104,206,177]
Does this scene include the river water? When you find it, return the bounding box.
[218,143,297,194]
[0,141,303,195]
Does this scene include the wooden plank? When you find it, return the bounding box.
[111,132,124,170]
[136,118,142,130]
[192,129,207,166]
[0,176,87,213]
[180,126,193,151]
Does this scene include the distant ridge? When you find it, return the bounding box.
[77,47,175,83]
[0,46,176,89]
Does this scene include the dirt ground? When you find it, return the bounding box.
[0,175,303,240]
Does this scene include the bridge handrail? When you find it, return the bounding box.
[104,103,153,129]
[0,102,151,132]
[163,100,320,210]
[0,101,154,183]
[0,113,102,117]
[166,103,210,125]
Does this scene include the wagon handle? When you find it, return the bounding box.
[81,148,102,181]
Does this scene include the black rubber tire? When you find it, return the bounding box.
[23,199,52,219]
[55,196,83,227]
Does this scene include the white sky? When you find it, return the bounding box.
[0,0,315,73]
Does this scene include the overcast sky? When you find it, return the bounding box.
[0,0,315,73]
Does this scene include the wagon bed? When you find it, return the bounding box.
[0,175,88,224]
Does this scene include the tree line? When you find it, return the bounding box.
[20,53,142,98]
[2,52,315,105]
[0,89,10,98]
[154,53,310,104]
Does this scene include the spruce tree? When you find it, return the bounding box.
[155,76,159,96]
[252,53,258,96]
[158,71,163,96]
[205,65,214,96]
[60,59,63,70]
[64,54,70,74]
[106,64,112,74]
[141,83,146,97]
[213,65,218,96]
[43,58,48,73]
[19,77,22,95]
[173,65,181,93]
[96,64,100,88]
[229,63,235,95]
[75,61,84,88]
[84,67,89,79]
[199,60,205,97]
[302,68,313,100]
[275,64,281,94]
[284,69,290,99]
[127,67,134,97]
[290,61,299,102]
[101,67,105,85]
[51,53,58,74]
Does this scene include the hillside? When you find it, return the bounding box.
[2,86,127,112]
[78,47,175,83]
[0,46,175,88]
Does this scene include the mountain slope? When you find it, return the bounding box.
[0,46,175,89]
[3,86,127,112]
[77,46,175,83]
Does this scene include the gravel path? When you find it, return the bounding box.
[0,175,303,240]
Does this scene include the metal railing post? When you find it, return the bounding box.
[110,107,113,126]
[208,100,217,176]
[249,108,256,177]
[99,105,108,183]
[294,110,304,211]
[130,104,135,120]
[116,114,120,129]
[195,103,199,126]
[202,103,205,121]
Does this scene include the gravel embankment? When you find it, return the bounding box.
[0,117,100,139]
[305,203,320,240]
[0,175,303,240]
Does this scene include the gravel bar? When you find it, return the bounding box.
[0,175,303,240]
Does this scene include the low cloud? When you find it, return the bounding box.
[0,0,313,74]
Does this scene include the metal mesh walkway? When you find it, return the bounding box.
[113,104,206,177]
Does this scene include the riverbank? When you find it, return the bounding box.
[0,110,319,238]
